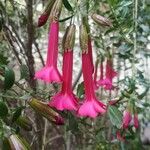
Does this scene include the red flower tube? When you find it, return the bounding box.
[35,0,62,83]
[78,25,106,118]
[98,59,117,90]
[49,25,78,111]
[35,21,62,83]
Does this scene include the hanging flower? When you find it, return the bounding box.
[49,25,78,111]
[77,25,106,118]
[98,59,117,90]
[122,110,132,129]
[122,105,139,129]
[35,0,62,83]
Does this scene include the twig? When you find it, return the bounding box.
[42,119,48,150]
[3,30,22,65]
[34,40,45,66]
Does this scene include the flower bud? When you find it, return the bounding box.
[91,13,112,27]
[79,25,88,53]
[37,0,55,27]
[3,134,30,150]
[50,0,62,22]
[28,98,64,125]
[62,24,76,51]
[15,116,32,131]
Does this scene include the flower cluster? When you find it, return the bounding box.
[34,0,139,131]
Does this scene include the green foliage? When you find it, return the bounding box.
[4,67,15,90]
[108,105,122,129]
[0,101,8,118]
[62,0,73,12]
[20,64,29,80]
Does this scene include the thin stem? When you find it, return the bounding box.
[42,119,48,150]
[132,0,138,79]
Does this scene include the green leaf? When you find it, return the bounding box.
[59,15,74,22]
[12,107,25,123]
[0,101,8,118]
[67,113,79,133]
[62,0,73,12]
[20,64,29,80]
[108,105,122,129]
[77,82,84,98]
[0,54,8,65]
[4,67,15,90]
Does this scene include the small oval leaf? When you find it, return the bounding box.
[4,67,15,90]
[20,64,29,80]
[62,0,73,12]
[108,105,122,129]
[59,15,74,22]
[12,107,25,123]
[0,101,8,118]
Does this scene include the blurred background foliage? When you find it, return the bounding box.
[0,0,150,149]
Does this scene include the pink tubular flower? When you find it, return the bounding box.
[134,113,139,129]
[49,25,78,111]
[98,59,117,90]
[49,50,78,110]
[78,25,106,118]
[35,21,62,83]
[78,53,106,118]
[122,111,132,129]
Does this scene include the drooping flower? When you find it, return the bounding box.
[122,110,132,129]
[98,59,117,90]
[49,25,78,111]
[122,103,139,129]
[35,0,62,83]
[77,25,106,118]
[28,98,64,125]
[35,21,62,83]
